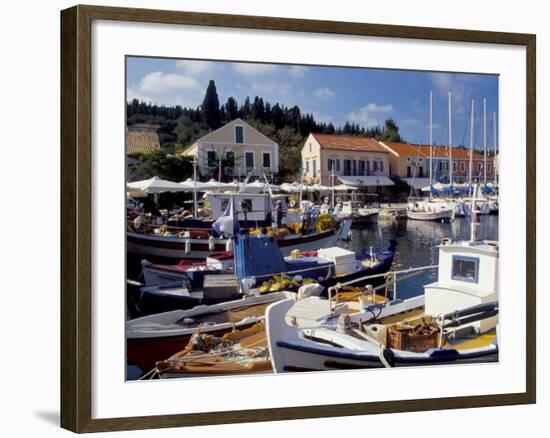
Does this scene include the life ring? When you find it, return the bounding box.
[289,199,297,208]
[324,196,330,204]
[208,236,215,251]
[336,197,342,204]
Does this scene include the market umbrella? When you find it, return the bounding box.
[127,176,189,194]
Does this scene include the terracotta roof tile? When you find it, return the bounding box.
[312,133,388,153]
[384,142,484,159]
[126,130,161,156]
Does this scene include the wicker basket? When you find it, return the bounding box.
[387,326,439,353]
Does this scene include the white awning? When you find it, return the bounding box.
[127,176,189,193]
[402,178,430,189]
[337,176,395,187]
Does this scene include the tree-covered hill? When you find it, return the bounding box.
[127,80,402,180]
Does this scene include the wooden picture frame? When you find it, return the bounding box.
[60,4,536,433]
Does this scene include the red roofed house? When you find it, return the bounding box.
[301,133,391,186]
[379,142,494,185]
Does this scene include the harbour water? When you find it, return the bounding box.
[341,215,499,300]
[126,215,499,379]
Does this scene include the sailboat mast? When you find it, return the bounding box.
[331,166,335,208]
[468,99,474,192]
[493,111,498,188]
[429,90,433,200]
[448,91,453,186]
[483,98,487,187]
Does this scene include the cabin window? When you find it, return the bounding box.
[478,162,483,172]
[305,160,309,174]
[262,152,271,168]
[328,159,332,171]
[352,160,357,176]
[453,162,457,171]
[451,255,479,283]
[235,126,244,144]
[418,166,424,177]
[313,159,317,177]
[240,198,253,213]
[358,160,365,176]
[220,198,230,212]
[460,162,465,172]
[309,142,312,153]
[406,166,412,178]
[245,151,254,169]
[487,163,492,172]
[379,161,384,173]
[373,160,378,173]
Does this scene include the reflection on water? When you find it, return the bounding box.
[340,215,499,300]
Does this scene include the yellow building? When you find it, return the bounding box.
[181,118,279,177]
[301,133,391,186]
[379,141,494,184]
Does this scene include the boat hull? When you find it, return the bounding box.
[127,228,338,261]
[406,209,454,221]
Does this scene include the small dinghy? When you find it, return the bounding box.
[126,291,294,371]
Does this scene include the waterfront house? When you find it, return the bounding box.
[181,118,279,178]
[379,142,494,186]
[301,133,392,187]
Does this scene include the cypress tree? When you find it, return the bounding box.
[201,80,221,130]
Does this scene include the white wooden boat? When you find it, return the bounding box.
[406,207,454,222]
[126,291,294,371]
[266,198,499,371]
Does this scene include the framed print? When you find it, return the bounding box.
[60,4,536,433]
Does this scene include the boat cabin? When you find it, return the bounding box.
[206,193,287,222]
[424,240,499,333]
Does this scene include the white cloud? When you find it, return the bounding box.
[139,71,202,93]
[347,103,394,127]
[314,87,336,99]
[175,60,215,75]
[233,64,279,76]
[288,66,308,77]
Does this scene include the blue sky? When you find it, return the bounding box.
[127,57,499,149]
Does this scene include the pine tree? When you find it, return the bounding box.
[225,96,239,120]
[201,80,221,130]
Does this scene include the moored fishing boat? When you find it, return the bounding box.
[406,201,454,222]
[126,291,295,371]
[141,252,234,286]
[234,233,396,294]
[127,219,350,261]
[266,192,499,371]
